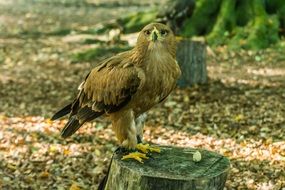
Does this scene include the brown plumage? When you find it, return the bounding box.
[52,23,181,149]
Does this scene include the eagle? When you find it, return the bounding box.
[52,23,181,162]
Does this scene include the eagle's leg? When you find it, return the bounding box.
[123,113,160,163]
[135,113,161,154]
[135,113,147,143]
[121,116,151,163]
[111,110,149,163]
[112,111,160,163]
[111,111,137,149]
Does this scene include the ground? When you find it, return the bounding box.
[0,0,284,189]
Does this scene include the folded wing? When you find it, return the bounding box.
[51,52,142,138]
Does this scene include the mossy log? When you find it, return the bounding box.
[114,0,285,49]
[175,0,283,49]
[103,146,230,190]
[176,39,207,87]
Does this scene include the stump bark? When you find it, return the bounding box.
[176,39,207,87]
[104,146,230,190]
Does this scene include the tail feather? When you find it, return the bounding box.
[61,117,81,138]
[51,103,72,120]
[61,111,104,138]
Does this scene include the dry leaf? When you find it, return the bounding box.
[70,183,81,190]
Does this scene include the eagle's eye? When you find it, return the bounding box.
[144,30,151,35]
[160,29,168,36]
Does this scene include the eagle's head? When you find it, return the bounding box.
[136,23,176,57]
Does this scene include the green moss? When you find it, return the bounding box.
[82,38,106,45]
[19,28,72,38]
[81,23,116,35]
[81,10,157,36]
[116,146,230,179]
[207,0,236,46]
[71,45,131,63]
[179,0,283,49]
[48,28,72,36]
[205,0,280,48]
[181,0,221,37]
[276,4,285,36]
[265,0,285,13]
[244,0,279,49]
[118,10,157,34]
[19,30,42,38]
[236,0,254,26]
[228,15,279,50]
[227,27,248,49]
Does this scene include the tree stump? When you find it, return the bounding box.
[176,39,207,87]
[104,146,230,190]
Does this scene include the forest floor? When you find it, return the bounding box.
[0,0,284,189]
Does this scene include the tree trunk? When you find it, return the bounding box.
[176,39,207,87]
[103,146,230,190]
[180,0,220,37]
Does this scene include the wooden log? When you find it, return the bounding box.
[103,146,230,190]
[176,39,207,87]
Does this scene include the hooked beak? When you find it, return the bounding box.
[151,31,158,41]
[151,27,159,42]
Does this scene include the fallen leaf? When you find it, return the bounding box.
[70,183,81,190]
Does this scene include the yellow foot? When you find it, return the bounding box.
[121,151,149,163]
[136,143,161,154]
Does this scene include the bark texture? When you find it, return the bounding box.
[104,146,230,190]
[176,39,207,87]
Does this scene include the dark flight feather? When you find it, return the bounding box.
[61,117,80,138]
[61,110,104,138]
[51,103,72,120]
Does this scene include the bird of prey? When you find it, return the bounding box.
[52,23,181,162]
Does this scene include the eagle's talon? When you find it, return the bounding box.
[136,143,161,154]
[121,151,149,163]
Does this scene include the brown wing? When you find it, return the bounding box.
[52,52,143,138]
[82,57,141,111]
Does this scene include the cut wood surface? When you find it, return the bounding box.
[104,146,230,190]
[176,39,207,87]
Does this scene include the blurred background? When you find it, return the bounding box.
[0,0,284,189]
